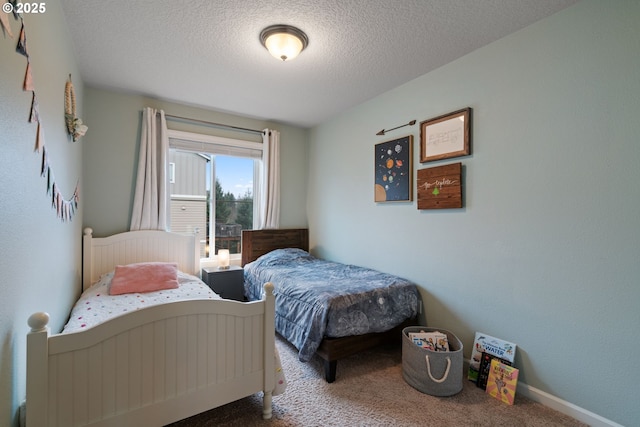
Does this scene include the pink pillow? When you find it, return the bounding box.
[109,262,179,295]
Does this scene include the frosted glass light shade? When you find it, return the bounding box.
[265,33,303,61]
[218,249,230,269]
[260,25,308,62]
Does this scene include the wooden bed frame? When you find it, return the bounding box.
[241,228,414,383]
[26,228,276,427]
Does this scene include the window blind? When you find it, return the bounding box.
[167,130,263,159]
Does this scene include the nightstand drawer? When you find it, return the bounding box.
[201,266,245,301]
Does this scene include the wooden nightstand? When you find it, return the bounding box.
[201,265,245,301]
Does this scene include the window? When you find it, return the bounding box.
[168,162,175,184]
[167,130,263,259]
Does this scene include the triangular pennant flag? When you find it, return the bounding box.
[23,61,34,91]
[40,146,47,176]
[34,121,44,152]
[0,10,13,38]
[29,92,39,123]
[51,183,57,207]
[57,192,62,217]
[46,167,52,193]
[16,23,27,56]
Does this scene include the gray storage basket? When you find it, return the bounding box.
[402,326,464,396]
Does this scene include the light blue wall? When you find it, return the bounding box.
[0,4,84,426]
[82,88,308,236]
[308,1,639,425]
[2,1,637,426]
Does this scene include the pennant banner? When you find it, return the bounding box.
[4,13,81,222]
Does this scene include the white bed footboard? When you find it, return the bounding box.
[26,283,276,427]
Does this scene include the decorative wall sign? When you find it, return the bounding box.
[2,10,80,221]
[417,162,462,209]
[420,108,471,162]
[375,135,413,202]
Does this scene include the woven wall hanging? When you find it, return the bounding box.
[64,75,87,142]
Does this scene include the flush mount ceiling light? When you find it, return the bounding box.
[260,24,308,62]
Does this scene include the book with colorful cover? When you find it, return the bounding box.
[408,331,449,351]
[468,332,516,383]
[485,358,519,405]
[476,351,512,390]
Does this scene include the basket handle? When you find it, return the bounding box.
[425,355,451,383]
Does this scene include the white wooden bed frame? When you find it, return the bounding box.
[26,228,276,426]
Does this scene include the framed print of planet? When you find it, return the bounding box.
[375,135,413,202]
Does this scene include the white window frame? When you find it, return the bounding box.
[167,129,263,259]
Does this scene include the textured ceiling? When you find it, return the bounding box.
[59,0,578,128]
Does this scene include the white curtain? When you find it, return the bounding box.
[259,129,280,229]
[130,107,169,231]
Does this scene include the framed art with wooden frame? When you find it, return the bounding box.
[374,135,413,203]
[417,162,462,209]
[420,108,471,163]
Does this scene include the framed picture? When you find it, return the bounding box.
[374,135,413,202]
[420,108,471,162]
[417,162,462,209]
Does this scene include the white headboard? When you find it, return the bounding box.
[82,227,199,291]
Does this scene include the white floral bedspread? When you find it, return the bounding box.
[61,270,287,395]
[62,271,220,334]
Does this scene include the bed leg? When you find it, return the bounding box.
[262,390,273,419]
[324,360,337,383]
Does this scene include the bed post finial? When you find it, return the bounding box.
[263,282,274,296]
[84,227,93,237]
[28,312,50,332]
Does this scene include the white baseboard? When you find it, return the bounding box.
[462,359,621,427]
[516,383,623,427]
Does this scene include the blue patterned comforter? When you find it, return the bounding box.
[244,248,419,362]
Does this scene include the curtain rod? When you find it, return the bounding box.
[164,114,265,135]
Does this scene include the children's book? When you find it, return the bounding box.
[476,351,512,390]
[408,331,449,351]
[468,332,516,383]
[485,358,519,405]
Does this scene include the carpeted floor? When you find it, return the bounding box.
[168,335,587,427]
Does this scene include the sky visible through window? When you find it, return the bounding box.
[214,155,254,198]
